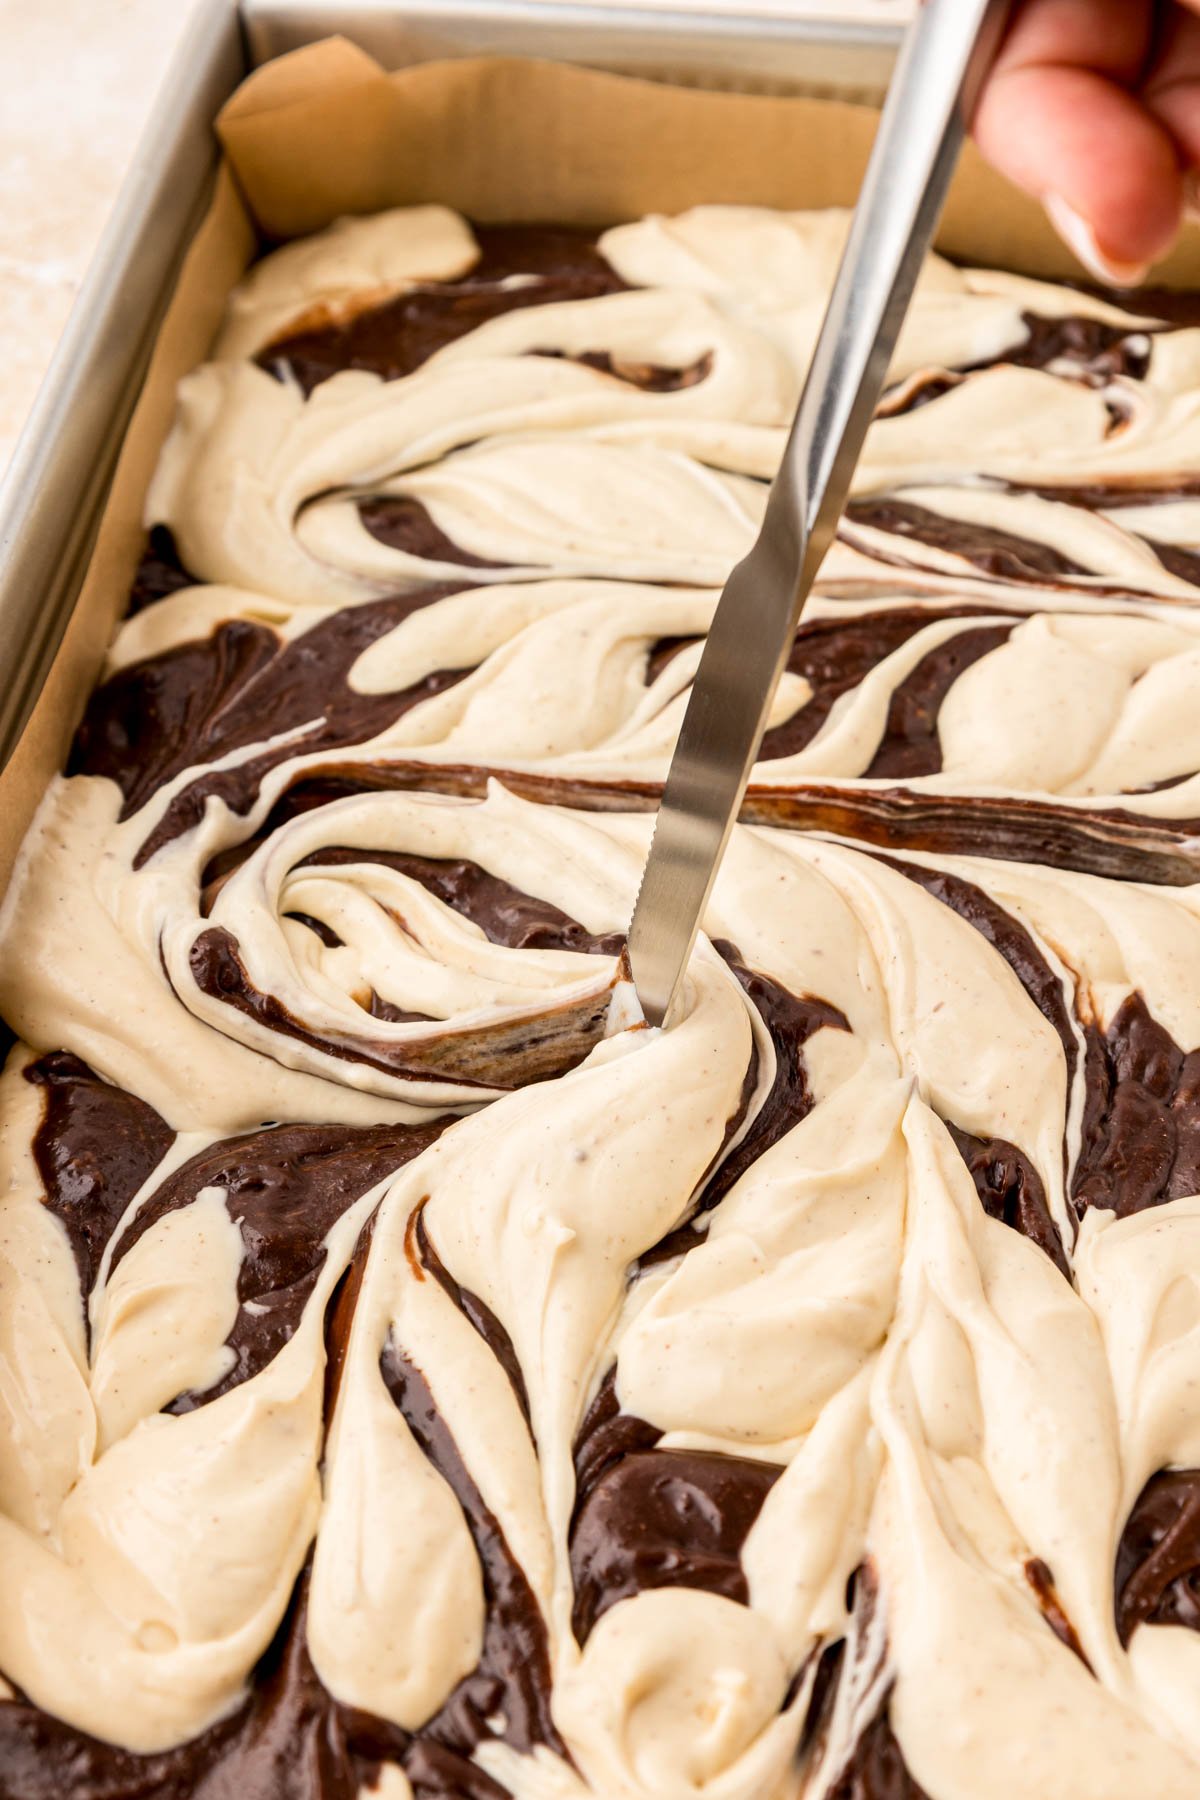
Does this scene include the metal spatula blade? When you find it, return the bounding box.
[626,0,1013,1027]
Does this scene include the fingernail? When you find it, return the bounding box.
[1044,193,1151,288]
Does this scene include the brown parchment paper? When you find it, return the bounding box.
[215,39,1200,281]
[5,32,1200,894]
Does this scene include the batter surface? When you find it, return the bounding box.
[3,205,1200,1799]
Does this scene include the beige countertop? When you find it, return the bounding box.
[0,0,912,483]
[0,0,207,478]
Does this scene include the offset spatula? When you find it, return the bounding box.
[627,0,1013,1027]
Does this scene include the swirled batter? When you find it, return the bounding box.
[4,205,1200,1799]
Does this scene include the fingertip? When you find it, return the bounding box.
[975,65,1184,270]
[1042,194,1152,286]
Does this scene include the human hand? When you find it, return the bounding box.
[974,0,1200,284]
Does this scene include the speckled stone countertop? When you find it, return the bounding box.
[0,0,912,483]
[0,0,207,478]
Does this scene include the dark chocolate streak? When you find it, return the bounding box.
[380,1337,565,1763]
[648,606,1033,823]
[186,925,459,1083]
[844,497,1090,584]
[876,862,1200,1246]
[877,370,964,416]
[1072,991,1200,1219]
[572,1366,665,1500]
[262,225,628,396]
[0,1260,543,1799]
[0,1578,402,1800]
[291,846,625,957]
[0,1577,508,1800]
[808,1565,929,1800]
[108,1118,443,1411]
[1145,537,1200,587]
[948,1126,1070,1279]
[323,1212,376,1422]
[567,1370,780,1645]
[104,603,1032,880]
[356,348,717,565]
[741,785,1200,885]
[187,922,615,1091]
[881,856,1077,1078]
[1116,1468,1200,1648]
[186,747,1200,889]
[88,526,1200,896]
[286,910,344,948]
[0,1263,515,1800]
[825,1693,929,1800]
[881,311,1152,418]
[190,848,623,1093]
[1025,1557,1091,1667]
[1013,476,1200,510]
[357,496,510,569]
[981,470,1200,586]
[1007,311,1153,383]
[861,622,1014,781]
[126,525,197,616]
[25,1053,174,1314]
[414,1205,532,1428]
[560,920,851,1656]
[644,632,697,686]
[367,990,434,1025]
[757,603,1017,765]
[703,947,849,1215]
[69,586,474,867]
[569,1445,780,1645]
[1094,285,1200,329]
[876,856,1075,1267]
[641,947,849,1271]
[529,345,714,391]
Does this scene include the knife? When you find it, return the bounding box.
[626,0,1014,1027]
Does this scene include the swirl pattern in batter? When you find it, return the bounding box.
[3,204,1200,1799]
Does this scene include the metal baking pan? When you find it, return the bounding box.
[0,0,900,773]
[243,2,903,95]
[0,0,245,771]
